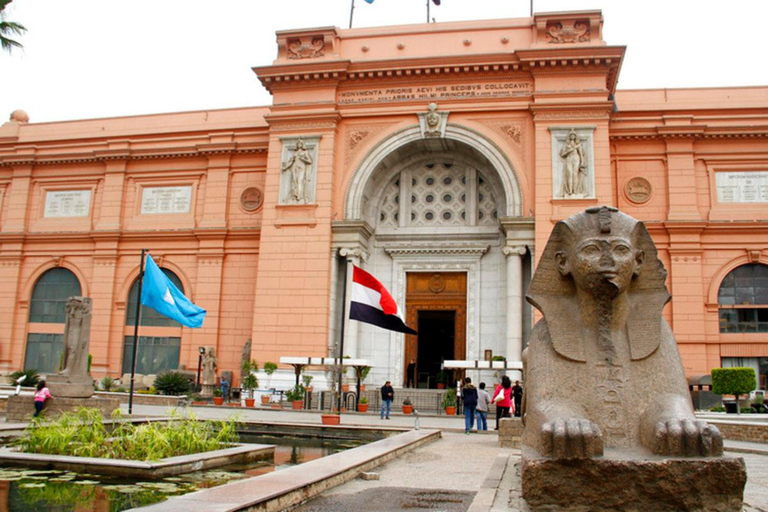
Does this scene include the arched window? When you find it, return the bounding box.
[25,268,82,373]
[122,268,184,375]
[718,264,768,333]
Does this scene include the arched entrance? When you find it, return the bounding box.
[336,124,532,385]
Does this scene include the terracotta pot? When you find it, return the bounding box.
[437,383,446,389]
[357,403,369,413]
[292,400,303,410]
[226,402,240,407]
[402,404,413,415]
[306,386,313,393]
[358,384,366,392]
[191,401,207,406]
[245,398,255,407]
[321,414,341,425]
[445,406,456,415]
[341,384,350,393]
[271,403,283,409]
[260,395,270,405]
[213,397,224,406]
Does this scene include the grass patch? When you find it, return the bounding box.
[14,408,239,461]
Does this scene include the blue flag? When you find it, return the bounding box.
[364,0,374,3]
[140,254,206,328]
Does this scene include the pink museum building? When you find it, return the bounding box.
[1,11,767,391]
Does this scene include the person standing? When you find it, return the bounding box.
[491,375,514,430]
[33,380,52,418]
[380,380,394,419]
[476,382,491,431]
[462,377,478,434]
[406,359,417,388]
[220,376,230,402]
[511,380,523,417]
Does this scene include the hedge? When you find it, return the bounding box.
[711,367,756,397]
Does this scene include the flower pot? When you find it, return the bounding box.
[261,395,270,405]
[305,386,313,393]
[357,403,369,413]
[191,401,207,406]
[358,384,366,392]
[437,383,446,389]
[271,403,283,409]
[402,404,413,415]
[341,384,350,393]
[321,414,341,425]
[213,397,224,406]
[245,398,255,407]
[445,406,456,415]
[292,400,303,410]
[226,403,240,407]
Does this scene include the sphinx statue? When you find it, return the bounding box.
[521,207,745,510]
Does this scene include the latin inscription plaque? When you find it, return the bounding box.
[44,190,92,218]
[716,172,768,203]
[140,186,192,214]
[337,81,532,105]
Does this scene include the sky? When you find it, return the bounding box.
[2,0,768,124]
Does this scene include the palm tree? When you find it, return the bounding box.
[0,0,26,53]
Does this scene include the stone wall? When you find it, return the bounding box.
[499,417,523,448]
[710,420,768,444]
[6,395,120,423]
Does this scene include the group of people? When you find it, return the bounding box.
[461,375,523,433]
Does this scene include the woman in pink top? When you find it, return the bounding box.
[491,375,514,430]
[33,380,51,418]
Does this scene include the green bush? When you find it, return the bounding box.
[740,407,754,414]
[153,371,192,396]
[441,388,457,409]
[711,367,756,398]
[285,385,305,401]
[709,405,726,412]
[8,369,40,387]
[99,376,115,392]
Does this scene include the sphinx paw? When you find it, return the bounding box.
[653,418,723,457]
[541,418,603,459]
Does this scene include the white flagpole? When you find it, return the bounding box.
[349,0,355,28]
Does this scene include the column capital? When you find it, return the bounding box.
[339,247,368,262]
[503,245,527,257]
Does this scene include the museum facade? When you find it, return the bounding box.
[1,11,767,390]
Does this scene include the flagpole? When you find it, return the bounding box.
[128,249,146,415]
[426,0,430,23]
[337,257,349,414]
[349,0,355,29]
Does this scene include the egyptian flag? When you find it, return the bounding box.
[350,265,417,335]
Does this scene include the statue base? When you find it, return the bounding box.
[201,384,215,398]
[46,374,94,399]
[521,448,746,511]
[7,396,120,423]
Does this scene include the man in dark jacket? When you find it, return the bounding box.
[462,377,478,434]
[380,381,394,419]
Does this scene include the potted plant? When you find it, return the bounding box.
[286,385,305,410]
[712,367,757,415]
[357,396,369,413]
[358,366,370,392]
[263,361,278,386]
[241,359,259,407]
[302,373,314,393]
[212,388,224,406]
[442,388,457,415]
[402,396,413,415]
[436,371,448,390]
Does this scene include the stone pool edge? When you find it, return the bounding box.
[0,443,274,479]
[132,428,441,512]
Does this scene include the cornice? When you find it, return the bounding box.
[609,127,768,141]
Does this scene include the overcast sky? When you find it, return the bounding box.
[2,0,767,123]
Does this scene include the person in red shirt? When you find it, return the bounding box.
[491,375,514,430]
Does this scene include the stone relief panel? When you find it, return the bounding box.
[239,186,264,212]
[624,177,652,204]
[287,36,325,59]
[344,123,390,166]
[549,127,595,200]
[417,103,448,138]
[546,19,590,44]
[279,137,320,205]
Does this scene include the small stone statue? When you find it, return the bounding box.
[559,129,587,197]
[523,207,722,458]
[47,297,94,399]
[202,346,217,386]
[281,139,313,203]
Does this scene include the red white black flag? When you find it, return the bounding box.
[350,265,417,335]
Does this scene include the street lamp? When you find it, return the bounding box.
[196,347,205,391]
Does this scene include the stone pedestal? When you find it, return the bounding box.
[46,375,94,399]
[521,449,747,511]
[6,396,120,423]
[499,417,523,448]
[201,384,214,398]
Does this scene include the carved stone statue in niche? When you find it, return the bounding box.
[559,129,587,198]
[425,103,441,137]
[521,207,745,510]
[281,139,313,204]
[202,346,217,386]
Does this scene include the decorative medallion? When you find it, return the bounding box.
[287,36,325,59]
[546,20,590,44]
[428,273,446,294]
[240,187,264,212]
[624,177,652,204]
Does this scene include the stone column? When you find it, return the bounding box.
[503,245,526,376]
[339,247,366,358]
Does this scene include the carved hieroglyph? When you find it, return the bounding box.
[522,207,723,459]
[279,138,319,205]
[549,127,595,200]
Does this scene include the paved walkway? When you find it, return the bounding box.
[112,404,768,511]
